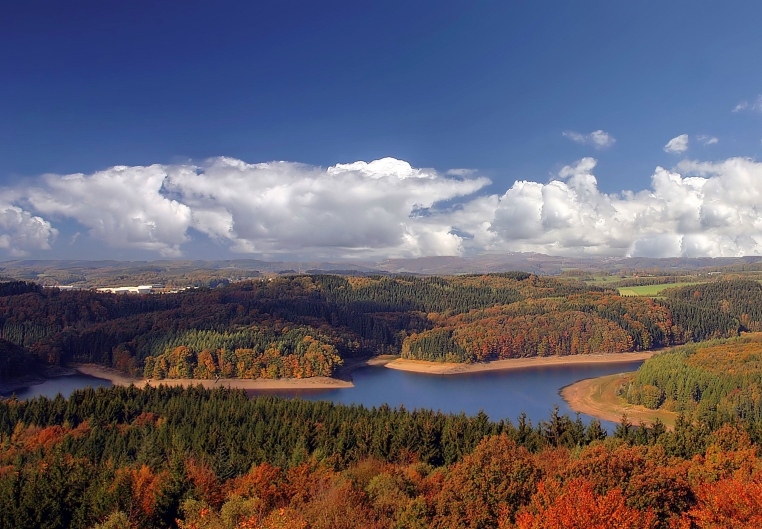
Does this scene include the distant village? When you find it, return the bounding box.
[53,284,196,294]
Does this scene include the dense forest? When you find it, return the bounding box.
[2,275,762,381]
[625,334,762,423]
[2,385,762,528]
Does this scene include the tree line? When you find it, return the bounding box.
[2,385,762,528]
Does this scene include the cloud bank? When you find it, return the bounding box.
[4,155,762,259]
[22,157,489,258]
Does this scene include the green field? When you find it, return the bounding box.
[618,282,701,296]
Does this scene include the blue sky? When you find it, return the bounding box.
[2,1,762,261]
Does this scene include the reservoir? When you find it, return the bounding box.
[250,360,645,429]
[5,360,644,429]
[3,374,113,400]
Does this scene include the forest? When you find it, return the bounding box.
[625,333,762,423]
[3,274,762,527]
[2,385,762,528]
[1,275,762,381]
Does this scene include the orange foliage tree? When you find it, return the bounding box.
[512,477,658,529]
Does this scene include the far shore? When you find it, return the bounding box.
[5,352,656,396]
[73,364,355,390]
[384,351,658,375]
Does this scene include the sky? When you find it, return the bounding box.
[2,1,762,261]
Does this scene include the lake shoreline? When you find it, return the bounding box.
[560,372,678,428]
[0,365,78,395]
[385,351,658,375]
[73,355,403,390]
[4,353,658,395]
[73,364,355,390]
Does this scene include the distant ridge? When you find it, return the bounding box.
[2,254,762,288]
[373,254,762,275]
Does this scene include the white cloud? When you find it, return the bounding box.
[472,156,762,258]
[562,131,586,144]
[8,155,762,259]
[697,135,718,146]
[447,168,477,176]
[664,134,689,154]
[589,130,616,148]
[19,157,489,259]
[562,130,616,149]
[0,200,58,256]
[27,165,193,257]
[733,95,762,113]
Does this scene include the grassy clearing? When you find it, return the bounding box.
[617,282,701,297]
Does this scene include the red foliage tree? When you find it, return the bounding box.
[512,477,658,529]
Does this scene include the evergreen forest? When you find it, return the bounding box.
[2,385,762,528]
[626,333,762,423]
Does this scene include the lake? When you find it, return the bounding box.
[2,374,113,400]
[5,361,643,429]
[249,360,645,430]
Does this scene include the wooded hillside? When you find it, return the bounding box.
[1,275,760,381]
[626,334,762,423]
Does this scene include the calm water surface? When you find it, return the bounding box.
[3,374,112,400]
[6,362,643,430]
[250,360,645,430]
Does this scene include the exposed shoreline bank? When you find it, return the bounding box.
[384,351,657,375]
[4,352,656,397]
[561,372,678,428]
[73,364,355,390]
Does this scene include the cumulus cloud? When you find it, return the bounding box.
[27,165,193,257]
[562,130,616,149]
[664,134,689,154]
[697,135,718,146]
[0,201,58,256]
[7,155,762,259]
[19,157,489,259]
[471,156,762,258]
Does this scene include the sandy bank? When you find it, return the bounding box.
[74,364,353,390]
[334,355,397,378]
[385,351,657,375]
[561,373,677,428]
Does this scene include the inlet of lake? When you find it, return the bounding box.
[5,360,644,430]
